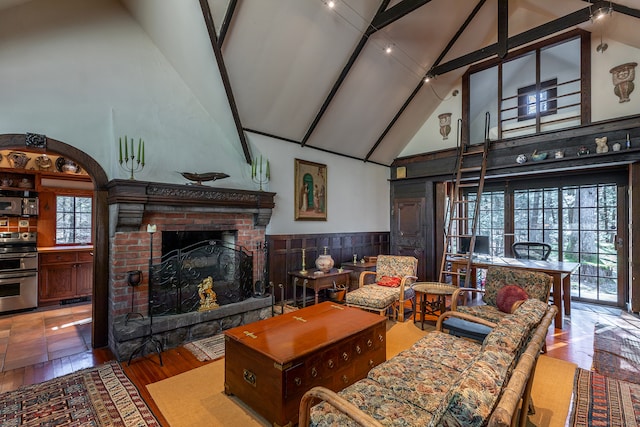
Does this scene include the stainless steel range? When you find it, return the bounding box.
[0,232,38,313]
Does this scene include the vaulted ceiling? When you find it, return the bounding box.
[3,0,640,166]
[213,0,640,165]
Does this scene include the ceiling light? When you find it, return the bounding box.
[324,0,336,9]
[424,73,434,83]
[590,1,613,21]
[385,44,393,54]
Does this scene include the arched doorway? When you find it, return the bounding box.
[0,134,109,348]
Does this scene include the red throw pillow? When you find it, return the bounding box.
[496,285,529,313]
[377,276,402,287]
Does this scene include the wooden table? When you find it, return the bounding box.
[224,302,387,427]
[413,282,459,330]
[449,256,580,329]
[289,268,351,307]
[340,261,377,290]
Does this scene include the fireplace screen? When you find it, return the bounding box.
[150,239,253,315]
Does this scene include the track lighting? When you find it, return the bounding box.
[323,0,336,9]
[384,44,393,54]
[590,1,613,22]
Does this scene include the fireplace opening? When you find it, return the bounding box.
[150,230,252,316]
[162,230,237,258]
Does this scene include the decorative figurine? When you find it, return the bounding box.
[595,137,609,153]
[612,142,621,152]
[577,146,590,156]
[197,276,219,311]
[516,154,527,164]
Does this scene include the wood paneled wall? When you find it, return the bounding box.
[266,232,389,302]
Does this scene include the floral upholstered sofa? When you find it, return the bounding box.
[299,298,557,427]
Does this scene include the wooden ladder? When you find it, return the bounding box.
[438,136,490,286]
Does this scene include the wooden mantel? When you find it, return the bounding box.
[106,179,276,232]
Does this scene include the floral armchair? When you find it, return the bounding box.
[345,255,418,322]
[451,266,553,324]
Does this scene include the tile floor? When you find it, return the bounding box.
[0,303,92,372]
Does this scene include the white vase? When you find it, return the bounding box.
[315,254,334,272]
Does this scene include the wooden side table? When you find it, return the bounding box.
[413,282,459,330]
[340,261,377,290]
[289,268,352,307]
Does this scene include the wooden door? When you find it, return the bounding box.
[391,198,425,280]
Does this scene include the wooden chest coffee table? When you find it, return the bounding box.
[224,302,387,426]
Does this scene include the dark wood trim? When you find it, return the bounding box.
[630,163,640,312]
[217,0,237,47]
[369,0,432,32]
[266,232,390,302]
[431,11,591,77]
[393,115,640,181]
[0,133,109,349]
[497,0,508,58]
[244,129,390,167]
[198,0,251,164]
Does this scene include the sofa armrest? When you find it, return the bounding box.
[435,311,497,331]
[451,287,485,310]
[299,386,385,427]
[488,305,558,427]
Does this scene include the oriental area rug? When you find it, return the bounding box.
[0,361,159,427]
[570,368,640,427]
[592,311,640,384]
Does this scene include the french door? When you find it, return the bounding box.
[468,171,627,306]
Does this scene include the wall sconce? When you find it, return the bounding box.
[610,62,637,103]
[438,113,452,140]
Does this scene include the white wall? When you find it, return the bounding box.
[0,0,249,189]
[0,0,390,234]
[247,132,390,235]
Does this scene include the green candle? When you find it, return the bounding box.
[141,140,145,164]
[266,160,270,179]
[130,139,134,159]
[259,155,262,176]
[124,136,128,158]
[138,138,141,160]
[119,137,123,163]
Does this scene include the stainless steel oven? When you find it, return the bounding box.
[0,232,38,313]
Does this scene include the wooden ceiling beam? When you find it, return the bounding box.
[218,0,238,47]
[369,0,433,33]
[199,0,251,164]
[300,0,392,147]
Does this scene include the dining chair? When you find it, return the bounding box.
[512,241,552,261]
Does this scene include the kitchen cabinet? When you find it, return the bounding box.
[39,248,93,304]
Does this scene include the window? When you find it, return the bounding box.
[56,196,92,244]
[517,79,557,121]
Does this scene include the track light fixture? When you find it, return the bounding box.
[323,0,336,9]
[590,1,613,22]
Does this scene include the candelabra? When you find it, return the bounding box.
[118,135,145,180]
[300,248,307,275]
[251,155,270,191]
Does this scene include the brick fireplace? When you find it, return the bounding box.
[107,179,275,360]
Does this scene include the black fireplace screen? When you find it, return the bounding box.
[149,239,253,316]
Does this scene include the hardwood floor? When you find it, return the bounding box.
[0,300,629,425]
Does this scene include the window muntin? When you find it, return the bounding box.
[517,79,558,121]
[56,196,92,244]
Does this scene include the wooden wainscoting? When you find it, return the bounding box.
[266,232,390,303]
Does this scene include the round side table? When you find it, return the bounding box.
[413,282,458,330]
